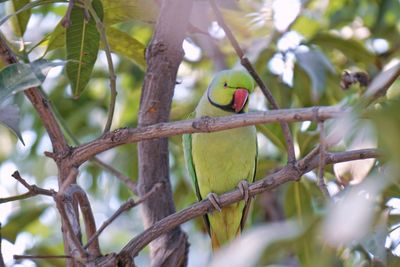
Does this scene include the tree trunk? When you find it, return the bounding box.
[137,0,193,266]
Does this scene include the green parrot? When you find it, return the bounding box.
[183,69,257,250]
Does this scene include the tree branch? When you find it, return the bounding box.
[117,148,378,262]
[0,171,55,204]
[209,0,296,163]
[72,106,346,166]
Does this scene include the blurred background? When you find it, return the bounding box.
[0,0,400,266]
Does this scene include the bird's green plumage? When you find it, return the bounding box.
[183,70,257,250]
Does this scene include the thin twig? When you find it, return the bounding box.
[209,0,296,163]
[317,122,330,198]
[14,255,71,260]
[0,171,55,204]
[84,182,163,249]
[84,2,117,133]
[118,148,379,262]
[92,158,137,194]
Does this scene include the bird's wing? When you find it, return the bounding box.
[182,122,211,234]
[240,136,258,230]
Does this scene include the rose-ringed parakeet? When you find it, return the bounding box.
[183,70,257,250]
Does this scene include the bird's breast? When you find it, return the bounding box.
[191,126,256,197]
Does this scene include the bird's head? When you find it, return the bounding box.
[207,70,255,113]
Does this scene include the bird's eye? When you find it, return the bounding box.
[223,82,228,87]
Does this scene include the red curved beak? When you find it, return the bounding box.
[232,88,249,113]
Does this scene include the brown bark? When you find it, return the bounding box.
[136,0,193,266]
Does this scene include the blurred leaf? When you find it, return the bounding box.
[40,21,66,54]
[284,180,315,221]
[66,0,103,98]
[256,124,286,152]
[359,211,388,265]
[295,49,335,100]
[0,104,24,144]
[292,15,320,39]
[10,0,31,37]
[0,59,64,101]
[101,0,159,25]
[293,64,313,106]
[283,181,315,266]
[388,251,400,267]
[365,61,400,100]
[106,26,145,69]
[370,97,400,167]
[26,17,66,54]
[333,121,376,185]
[311,33,375,64]
[2,205,48,243]
[322,178,386,246]
[208,221,303,267]
[326,0,359,28]
[297,129,319,158]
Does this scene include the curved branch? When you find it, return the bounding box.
[72,106,346,165]
[117,148,379,262]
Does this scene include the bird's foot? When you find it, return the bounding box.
[237,180,250,203]
[207,192,222,212]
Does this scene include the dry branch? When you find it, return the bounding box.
[72,106,346,166]
[0,171,55,204]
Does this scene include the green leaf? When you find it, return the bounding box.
[0,104,24,144]
[106,26,145,69]
[310,33,375,64]
[2,205,48,243]
[284,180,314,220]
[34,21,66,55]
[293,64,313,106]
[0,59,64,102]
[101,0,159,25]
[295,49,335,98]
[292,15,321,39]
[10,0,31,37]
[297,129,319,158]
[256,124,286,152]
[66,0,103,98]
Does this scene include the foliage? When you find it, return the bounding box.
[0,0,399,266]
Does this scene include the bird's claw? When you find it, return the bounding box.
[238,180,250,203]
[207,192,222,212]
